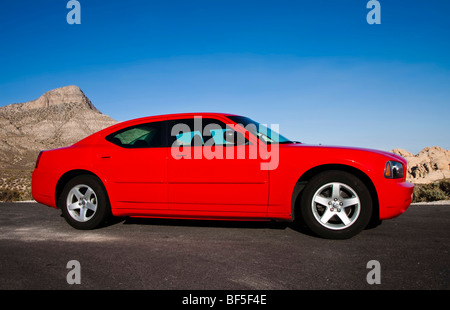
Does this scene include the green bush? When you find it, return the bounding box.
[413,179,450,203]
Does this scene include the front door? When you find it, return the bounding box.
[167,116,269,215]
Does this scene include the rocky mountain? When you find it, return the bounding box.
[391,147,450,184]
[0,85,117,197]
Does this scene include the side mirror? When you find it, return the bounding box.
[224,130,246,145]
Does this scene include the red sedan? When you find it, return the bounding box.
[31,113,414,239]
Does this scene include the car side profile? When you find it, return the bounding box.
[32,113,414,239]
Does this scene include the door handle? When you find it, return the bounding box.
[100,155,111,159]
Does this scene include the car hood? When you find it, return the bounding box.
[282,143,407,164]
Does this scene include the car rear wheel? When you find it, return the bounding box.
[60,175,110,230]
[300,171,373,239]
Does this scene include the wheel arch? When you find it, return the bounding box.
[55,169,109,209]
[291,164,380,225]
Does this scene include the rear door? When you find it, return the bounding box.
[97,117,169,210]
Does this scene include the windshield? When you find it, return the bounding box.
[228,115,293,144]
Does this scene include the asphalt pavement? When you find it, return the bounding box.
[0,202,449,292]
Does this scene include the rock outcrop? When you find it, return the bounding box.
[391,147,450,184]
[0,85,118,197]
[0,85,117,154]
[2,85,99,112]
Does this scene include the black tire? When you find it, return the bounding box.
[59,175,110,230]
[299,171,372,239]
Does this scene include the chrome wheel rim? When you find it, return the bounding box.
[66,184,98,222]
[311,182,361,230]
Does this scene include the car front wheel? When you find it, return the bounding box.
[300,171,373,239]
[60,175,110,230]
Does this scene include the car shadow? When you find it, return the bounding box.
[61,212,346,238]
[121,217,289,230]
[118,216,318,236]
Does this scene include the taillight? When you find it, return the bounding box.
[35,151,43,169]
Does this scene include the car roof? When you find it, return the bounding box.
[76,112,243,145]
[117,112,240,125]
[154,112,238,118]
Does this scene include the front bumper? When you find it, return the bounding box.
[378,180,414,220]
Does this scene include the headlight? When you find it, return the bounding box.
[384,161,404,179]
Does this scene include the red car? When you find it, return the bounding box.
[32,113,414,239]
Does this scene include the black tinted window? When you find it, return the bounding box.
[106,121,167,148]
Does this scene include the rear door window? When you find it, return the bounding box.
[106,121,167,148]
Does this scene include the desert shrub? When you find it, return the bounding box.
[21,189,33,201]
[438,179,450,196]
[0,188,23,202]
[413,180,449,203]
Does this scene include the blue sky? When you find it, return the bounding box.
[0,0,449,154]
